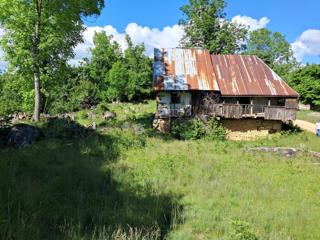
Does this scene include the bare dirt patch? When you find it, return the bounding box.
[294,120,316,133]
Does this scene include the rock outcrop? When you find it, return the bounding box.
[6,124,42,148]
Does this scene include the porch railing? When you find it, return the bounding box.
[209,104,296,122]
[157,103,297,122]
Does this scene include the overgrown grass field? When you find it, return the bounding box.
[0,101,319,239]
[297,110,320,123]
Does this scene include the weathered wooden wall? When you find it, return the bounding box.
[206,104,296,122]
[264,107,296,122]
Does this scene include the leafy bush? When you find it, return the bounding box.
[171,119,206,140]
[171,118,226,140]
[206,118,227,140]
[112,128,147,150]
[281,122,302,135]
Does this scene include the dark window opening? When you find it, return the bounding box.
[277,98,285,106]
[239,97,250,105]
[224,98,238,104]
[171,92,181,104]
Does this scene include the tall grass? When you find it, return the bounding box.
[112,130,320,239]
[0,117,179,240]
[0,101,319,239]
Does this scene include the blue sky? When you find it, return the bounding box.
[226,0,320,43]
[1,0,320,69]
[86,0,319,42]
[81,0,320,64]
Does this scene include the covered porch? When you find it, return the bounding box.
[156,94,297,122]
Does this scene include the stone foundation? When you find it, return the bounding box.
[152,118,171,133]
[221,119,282,141]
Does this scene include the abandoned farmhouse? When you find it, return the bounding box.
[153,48,299,133]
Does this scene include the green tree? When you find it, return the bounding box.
[106,61,129,101]
[244,28,298,76]
[0,0,104,121]
[179,0,247,54]
[122,35,152,101]
[43,63,100,113]
[104,35,152,102]
[90,32,122,88]
[286,64,320,105]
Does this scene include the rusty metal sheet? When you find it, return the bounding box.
[153,48,220,91]
[211,55,299,97]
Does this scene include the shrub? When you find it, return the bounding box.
[206,118,227,140]
[171,119,207,140]
[171,118,226,140]
[112,128,147,150]
[281,122,302,135]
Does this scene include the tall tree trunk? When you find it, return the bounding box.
[33,0,42,121]
[33,64,41,121]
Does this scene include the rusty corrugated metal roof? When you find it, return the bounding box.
[153,48,299,97]
[153,48,220,91]
[211,55,299,97]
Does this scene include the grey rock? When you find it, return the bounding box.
[65,113,75,121]
[309,151,320,158]
[7,124,42,148]
[133,123,145,135]
[103,111,116,120]
[248,147,320,159]
[91,122,97,130]
[87,111,96,119]
[9,113,30,124]
[247,147,298,157]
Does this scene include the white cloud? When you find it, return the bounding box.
[0,23,185,68]
[291,29,320,62]
[72,23,185,65]
[0,16,272,68]
[72,16,269,65]
[2,17,318,68]
[125,23,185,56]
[231,15,270,31]
[70,25,127,66]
